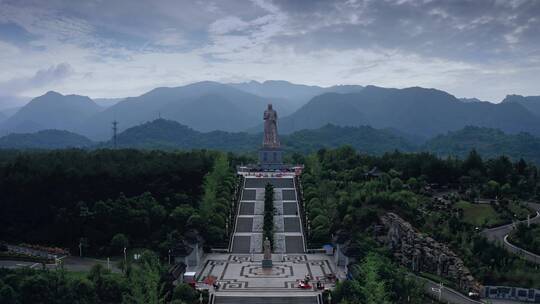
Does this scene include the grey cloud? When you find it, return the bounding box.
[0,63,74,95]
[270,0,540,63]
[0,0,538,101]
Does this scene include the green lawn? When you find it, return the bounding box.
[455,200,501,227]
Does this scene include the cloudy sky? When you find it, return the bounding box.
[0,0,539,103]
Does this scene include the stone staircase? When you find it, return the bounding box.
[214,295,319,304]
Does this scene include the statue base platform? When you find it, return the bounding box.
[262,259,273,268]
[259,147,283,170]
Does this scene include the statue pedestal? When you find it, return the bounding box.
[262,259,273,268]
[259,147,283,170]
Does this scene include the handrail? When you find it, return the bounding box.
[294,175,309,252]
[227,175,244,252]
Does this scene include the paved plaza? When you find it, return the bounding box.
[197,253,337,291]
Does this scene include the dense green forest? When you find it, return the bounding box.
[0,149,238,304]
[0,149,236,255]
[2,147,540,303]
[0,130,93,149]
[0,251,209,304]
[300,147,540,295]
[425,126,540,163]
[509,223,540,255]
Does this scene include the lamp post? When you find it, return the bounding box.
[168,249,171,265]
[79,241,82,257]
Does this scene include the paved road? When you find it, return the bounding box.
[0,256,121,273]
[481,202,540,264]
[416,275,482,304]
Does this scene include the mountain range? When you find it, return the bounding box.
[1,91,101,134]
[277,86,540,138]
[1,80,540,143]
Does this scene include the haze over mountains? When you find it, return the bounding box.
[1,80,540,145]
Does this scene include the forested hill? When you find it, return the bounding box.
[109,121,540,163]
[105,119,416,154]
[0,129,94,149]
[282,124,416,154]
[424,126,540,163]
[106,119,259,152]
[3,120,540,164]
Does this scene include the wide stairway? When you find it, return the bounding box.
[230,176,306,253]
[214,175,317,303]
[214,295,318,304]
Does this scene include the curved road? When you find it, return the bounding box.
[481,202,540,264]
[417,276,482,304]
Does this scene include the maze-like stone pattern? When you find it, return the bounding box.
[199,254,337,291]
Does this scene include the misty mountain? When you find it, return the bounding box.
[0,111,6,123]
[0,95,30,111]
[229,80,326,113]
[0,107,23,118]
[459,97,489,103]
[502,94,540,117]
[1,91,101,134]
[424,126,540,163]
[278,86,540,137]
[80,81,272,140]
[230,80,363,115]
[0,129,93,149]
[93,98,124,108]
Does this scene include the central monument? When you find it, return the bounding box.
[262,237,273,268]
[259,104,283,170]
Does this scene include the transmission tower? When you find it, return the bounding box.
[112,120,118,149]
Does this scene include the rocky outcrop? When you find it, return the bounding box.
[379,212,480,293]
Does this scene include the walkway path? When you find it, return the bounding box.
[207,174,324,303]
[230,176,305,254]
[481,202,540,264]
